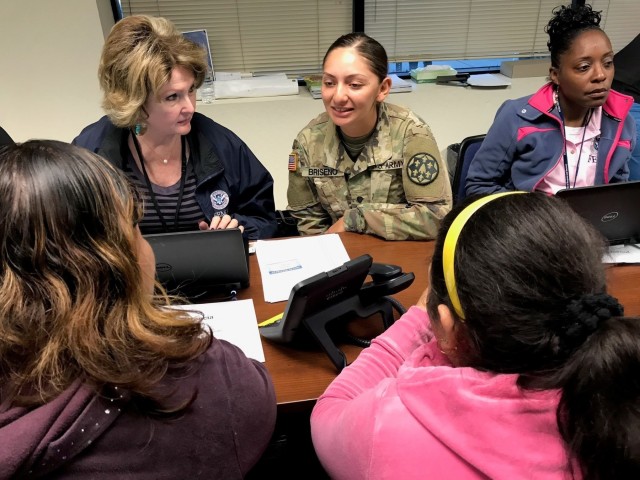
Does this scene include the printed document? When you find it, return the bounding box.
[171,299,265,362]
[256,234,350,303]
[603,243,640,264]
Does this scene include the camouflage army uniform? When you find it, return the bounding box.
[286,102,452,240]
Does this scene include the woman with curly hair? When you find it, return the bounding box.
[0,140,276,479]
[466,3,636,196]
[312,192,640,479]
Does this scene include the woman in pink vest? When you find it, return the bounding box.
[312,192,640,479]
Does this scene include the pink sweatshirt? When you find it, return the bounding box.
[311,307,576,480]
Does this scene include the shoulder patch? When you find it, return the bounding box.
[406,152,439,185]
[288,151,298,171]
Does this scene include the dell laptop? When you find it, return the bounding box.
[556,181,640,245]
[144,228,249,300]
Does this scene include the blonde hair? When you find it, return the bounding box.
[99,15,208,128]
[0,140,210,407]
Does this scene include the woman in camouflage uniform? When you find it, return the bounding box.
[286,33,452,241]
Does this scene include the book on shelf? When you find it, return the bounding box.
[304,73,412,99]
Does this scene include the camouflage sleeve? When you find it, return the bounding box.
[286,139,332,235]
[342,124,452,241]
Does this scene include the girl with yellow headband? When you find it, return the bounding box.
[311,191,640,479]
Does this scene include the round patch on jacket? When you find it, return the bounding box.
[210,190,230,210]
[406,153,439,185]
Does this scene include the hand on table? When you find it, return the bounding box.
[199,214,244,233]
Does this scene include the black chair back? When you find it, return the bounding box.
[451,134,485,205]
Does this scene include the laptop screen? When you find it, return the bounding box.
[555,181,640,245]
[144,228,249,301]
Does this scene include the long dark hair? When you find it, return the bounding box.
[428,193,640,479]
[323,32,388,83]
[545,3,602,68]
[0,140,210,408]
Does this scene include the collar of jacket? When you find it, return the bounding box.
[96,113,225,186]
[321,102,393,176]
[526,82,634,123]
[96,125,128,169]
[189,113,225,184]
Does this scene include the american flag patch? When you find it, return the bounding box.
[288,152,298,172]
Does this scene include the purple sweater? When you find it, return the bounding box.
[311,306,575,480]
[0,339,276,479]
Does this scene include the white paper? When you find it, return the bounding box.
[171,299,265,362]
[467,73,512,87]
[256,234,350,303]
[214,73,299,99]
[602,243,640,264]
[389,74,413,94]
[215,71,242,81]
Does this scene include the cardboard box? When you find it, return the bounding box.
[500,59,550,78]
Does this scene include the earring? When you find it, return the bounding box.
[134,123,146,136]
[437,337,458,356]
[437,337,448,355]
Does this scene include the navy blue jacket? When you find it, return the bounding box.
[73,113,277,240]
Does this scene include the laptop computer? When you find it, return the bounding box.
[555,181,640,245]
[144,228,249,300]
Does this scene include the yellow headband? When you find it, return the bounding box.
[442,191,527,319]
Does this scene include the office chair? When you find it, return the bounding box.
[451,134,486,205]
[0,126,14,147]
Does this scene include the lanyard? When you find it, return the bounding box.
[555,93,592,190]
[130,131,187,232]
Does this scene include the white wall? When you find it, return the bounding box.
[1,1,547,210]
[0,0,110,143]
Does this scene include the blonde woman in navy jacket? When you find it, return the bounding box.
[466,4,635,196]
[74,15,276,239]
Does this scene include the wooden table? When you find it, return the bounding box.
[239,232,640,410]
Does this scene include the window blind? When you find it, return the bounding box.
[119,0,352,76]
[593,0,640,52]
[364,0,640,62]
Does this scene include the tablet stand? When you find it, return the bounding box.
[302,295,396,372]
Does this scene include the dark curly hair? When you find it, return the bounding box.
[545,3,602,68]
[427,192,640,479]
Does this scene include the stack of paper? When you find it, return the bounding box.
[603,244,640,264]
[389,74,413,93]
[466,73,512,88]
[304,74,413,99]
[304,74,322,99]
[214,73,299,99]
[410,65,457,83]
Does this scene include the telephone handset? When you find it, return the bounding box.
[359,262,415,305]
[259,254,415,371]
